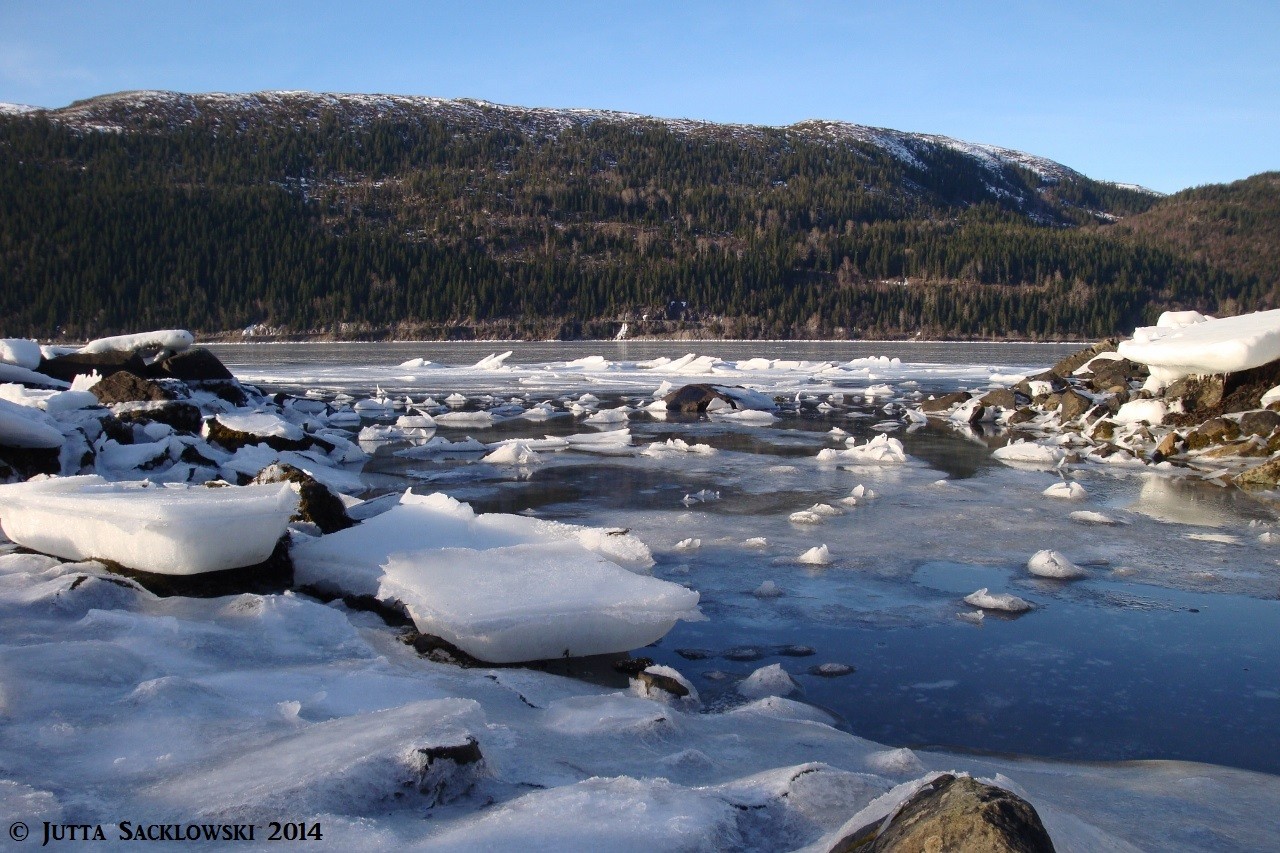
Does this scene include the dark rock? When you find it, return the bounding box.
[1089,420,1116,442]
[1236,456,1280,488]
[1167,375,1225,417]
[920,391,971,414]
[91,371,180,405]
[1086,358,1145,394]
[1152,431,1181,462]
[1239,409,1280,438]
[634,668,690,698]
[955,401,986,425]
[612,656,655,676]
[114,401,203,433]
[675,648,713,660]
[205,418,313,454]
[1184,417,1241,450]
[102,535,292,598]
[411,736,484,807]
[1058,389,1092,421]
[664,384,735,413]
[977,389,1023,411]
[39,350,148,383]
[1198,439,1269,459]
[252,463,354,534]
[1013,371,1068,399]
[0,446,61,479]
[146,347,234,382]
[1007,407,1038,425]
[830,774,1055,853]
[1052,338,1119,378]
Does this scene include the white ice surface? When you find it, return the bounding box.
[380,540,700,663]
[1119,309,1280,385]
[0,476,297,574]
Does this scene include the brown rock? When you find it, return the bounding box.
[1058,389,1092,421]
[90,371,180,405]
[830,774,1055,853]
[1007,407,1038,426]
[252,463,354,534]
[1184,417,1241,450]
[1090,420,1116,442]
[1153,431,1180,461]
[1235,457,1280,489]
[205,418,313,454]
[147,347,234,382]
[1051,338,1118,377]
[1239,409,1280,438]
[1199,439,1269,459]
[664,384,734,413]
[978,389,1023,411]
[114,401,203,433]
[921,391,972,414]
[1013,371,1068,399]
[1086,358,1145,394]
[39,350,149,383]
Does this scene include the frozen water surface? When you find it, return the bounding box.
[4,340,1278,849]
[209,341,1280,775]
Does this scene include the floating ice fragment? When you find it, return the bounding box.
[642,438,716,456]
[1027,549,1087,579]
[435,410,495,428]
[797,544,832,565]
[1043,481,1087,500]
[675,538,701,551]
[380,541,700,663]
[788,510,825,525]
[963,588,1033,612]
[957,610,985,625]
[737,663,801,699]
[1069,510,1126,525]
[1186,533,1242,545]
[753,580,783,598]
[482,441,541,465]
[991,440,1065,469]
[742,537,768,548]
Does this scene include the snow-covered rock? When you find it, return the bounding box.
[963,588,1033,613]
[1119,309,1280,386]
[1026,549,1087,579]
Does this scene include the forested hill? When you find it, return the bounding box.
[0,90,1273,341]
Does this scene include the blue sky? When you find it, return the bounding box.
[2,1,1276,193]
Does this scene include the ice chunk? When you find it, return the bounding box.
[866,747,925,775]
[0,476,296,574]
[214,411,305,442]
[737,663,801,699]
[584,407,630,425]
[482,441,540,465]
[0,339,42,370]
[797,544,832,565]
[79,329,194,356]
[435,411,495,428]
[1043,481,1087,500]
[818,434,909,465]
[789,510,825,525]
[1027,549,1087,579]
[742,537,769,548]
[472,351,513,370]
[380,541,700,662]
[1114,399,1168,426]
[0,398,65,448]
[753,580,783,598]
[675,537,701,551]
[992,440,1065,469]
[642,438,716,456]
[1069,510,1126,525]
[963,587,1033,612]
[1119,308,1280,385]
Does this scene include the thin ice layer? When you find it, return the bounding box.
[380,540,701,663]
[0,475,297,574]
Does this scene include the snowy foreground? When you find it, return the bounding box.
[2,323,1280,849]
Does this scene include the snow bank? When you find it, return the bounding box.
[0,476,296,574]
[79,329,194,355]
[381,540,700,663]
[1119,308,1280,385]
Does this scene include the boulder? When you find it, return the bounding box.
[252,463,355,534]
[205,418,314,454]
[977,389,1024,410]
[1057,389,1092,421]
[1051,338,1119,377]
[920,391,971,414]
[1006,407,1038,426]
[1235,457,1280,489]
[1152,431,1181,461]
[829,774,1055,853]
[91,371,180,405]
[1166,375,1225,417]
[114,401,203,433]
[39,350,148,383]
[1184,417,1241,450]
[1086,357,1144,394]
[663,384,736,413]
[146,347,235,382]
[1013,371,1068,399]
[1239,409,1280,438]
[0,447,61,480]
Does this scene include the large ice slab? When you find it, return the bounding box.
[79,329,195,356]
[1118,309,1280,385]
[0,398,65,448]
[0,475,297,574]
[292,490,655,598]
[380,541,701,663]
